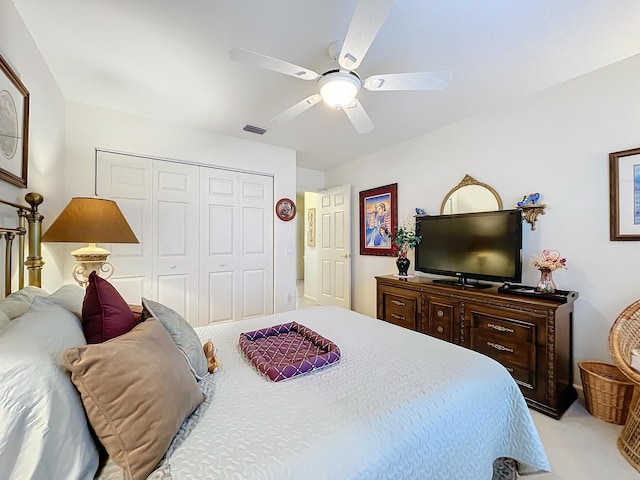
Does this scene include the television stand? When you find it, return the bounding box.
[432,278,493,289]
[375,275,579,419]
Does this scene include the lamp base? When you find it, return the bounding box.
[71,243,114,287]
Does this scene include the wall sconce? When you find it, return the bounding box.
[42,197,139,287]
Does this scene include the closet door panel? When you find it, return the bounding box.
[206,271,235,323]
[200,169,238,325]
[153,161,199,324]
[238,174,273,319]
[157,273,190,319]
[96,152,153,303]
[243,269,267,318]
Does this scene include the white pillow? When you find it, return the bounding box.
[3,296,86,368]
[0,310,98,479]
[0,311,9,333]
[48,284,85,321]
[0,285,49,320]
[0,351,99,480]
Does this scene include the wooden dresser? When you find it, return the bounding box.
[376,275,578,419]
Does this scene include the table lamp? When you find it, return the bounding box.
[41,197,139,287]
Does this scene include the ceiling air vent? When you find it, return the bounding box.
[243,124,269,135]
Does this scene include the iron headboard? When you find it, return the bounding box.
[0,192,44,296]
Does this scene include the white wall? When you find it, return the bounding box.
[326,53,640,380]
[296,167,325,192]
[63,101,298,313]
[0,0,66,291]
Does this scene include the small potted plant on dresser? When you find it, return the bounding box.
[392,222,421,276]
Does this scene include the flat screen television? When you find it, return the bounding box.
[414,209,522,288]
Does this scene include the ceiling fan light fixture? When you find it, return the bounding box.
[318,72,361,107]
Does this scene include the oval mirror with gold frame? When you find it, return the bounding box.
[440,174,503,214]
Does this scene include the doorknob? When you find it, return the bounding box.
[342,253,351,259]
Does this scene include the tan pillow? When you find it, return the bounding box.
[64,319,204,480]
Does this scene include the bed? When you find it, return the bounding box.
[0,194,550,480]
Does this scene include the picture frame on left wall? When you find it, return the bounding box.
[0,54,29,188]
[359,183,398,256]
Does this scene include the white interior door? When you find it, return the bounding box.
[152,161,200,321]
[318,185,351,308]
[96,152,153,303]
[199,168,273,325]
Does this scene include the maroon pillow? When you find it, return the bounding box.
[82,271,137,344]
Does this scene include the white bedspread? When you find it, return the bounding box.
[151,305,549,480]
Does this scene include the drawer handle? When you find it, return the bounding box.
[391,300,406,306]
[506,367,514,373]
[436,326,444,334]
[487,323,514,333]
[437,309,444,317]
[487,342,514,353]
[391,313,406,321]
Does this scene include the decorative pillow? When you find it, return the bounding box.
[141,298,208,380]
[0,285,49,321]
[64,320,204,480]
[82,272,136,343]
[0,306,98,480]
[48,284,85,321]
[129,303,144,323]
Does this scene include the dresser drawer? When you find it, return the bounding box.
[473,331,535,371]
[429,302,453,324]
[494,360,535,389]
[475,315,535,344]
[384,293,416,313]
[427,300,455,342]
[385,307,416,330]
[430,319,452,342]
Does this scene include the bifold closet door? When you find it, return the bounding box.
[97,153,200,320]
[199,168,274,325]
[97,152,274,326]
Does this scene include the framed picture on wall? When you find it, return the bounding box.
[275,198,296,221]
[307,208,316,247]
[359,183,397,256]
[610,147,640,241]
[0,54,29,188]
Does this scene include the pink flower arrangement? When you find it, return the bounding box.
[530,249,567,272]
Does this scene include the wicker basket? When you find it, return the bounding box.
[579,361,636,425]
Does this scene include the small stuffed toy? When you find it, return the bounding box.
[203,340,220,373]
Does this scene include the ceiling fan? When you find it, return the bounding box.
[229,0,451,134]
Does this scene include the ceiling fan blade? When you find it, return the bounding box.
[272,94,323,124]
[342,99,374,134]
[339,0,397,70]
[229,48,319,81]
[364,71,452,91]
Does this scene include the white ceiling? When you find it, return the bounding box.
[13,0,640,171]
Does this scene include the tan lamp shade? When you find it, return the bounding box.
[42,197,139,244]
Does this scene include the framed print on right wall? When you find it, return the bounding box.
[610,147,640,241]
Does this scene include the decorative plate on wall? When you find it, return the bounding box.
[275,198,296,221]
